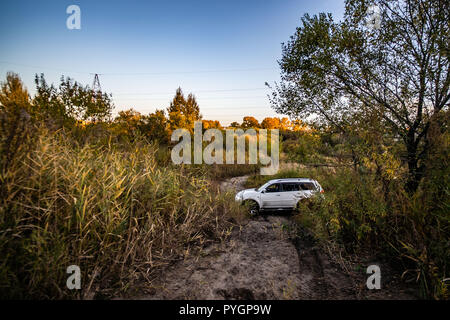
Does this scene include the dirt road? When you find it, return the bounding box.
[138,176,417,300]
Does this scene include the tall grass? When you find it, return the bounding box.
[0,128,245,299]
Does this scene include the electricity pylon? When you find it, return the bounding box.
[92,73,102,93]
[91,73,103,102]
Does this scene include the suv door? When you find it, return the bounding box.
[260,183,282,208]
[280,183,301,208]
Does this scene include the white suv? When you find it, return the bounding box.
[235,178,324,215]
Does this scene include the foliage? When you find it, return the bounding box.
[112,108,169,144]
[241,116,260,129]
[33,74,114,125]
[202,119,222,130]
[282,130,322,163]
[261,117,291,130]
[167,87,201,134]
[0,72,36,176]
[270,0,450,192]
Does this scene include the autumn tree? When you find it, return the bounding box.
[270,0,449,192]
[261,117,281,129]
[291,119,310,132]
[167,87,201,133]
[279,117,291,131]
[0,72,34,174]
[241,116,260,128]
[261,117,293,130]
[202,119,222,130]
[0,72,31,111]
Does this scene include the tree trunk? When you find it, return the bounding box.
[405,136,423,194]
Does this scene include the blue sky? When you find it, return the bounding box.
[0,0,344,125]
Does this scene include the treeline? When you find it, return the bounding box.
[112,104,310,146]
[0,71,309,147]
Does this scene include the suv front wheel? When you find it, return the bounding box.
[244,200,259,216]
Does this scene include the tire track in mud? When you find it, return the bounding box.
[142,213,305,299]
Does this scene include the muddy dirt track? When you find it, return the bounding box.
[137,176,417,300]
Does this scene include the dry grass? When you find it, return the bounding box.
[0,128,246,299]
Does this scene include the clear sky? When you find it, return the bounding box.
[0,0,344,125]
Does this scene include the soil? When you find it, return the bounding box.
[134,176,419,300]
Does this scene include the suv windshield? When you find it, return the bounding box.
[257,182,269,192]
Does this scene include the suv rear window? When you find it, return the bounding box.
[300,182,316,191]
[281,183,300,192]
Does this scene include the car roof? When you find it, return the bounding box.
[267,178,316,183]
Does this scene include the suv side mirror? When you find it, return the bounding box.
[261,190,265,194]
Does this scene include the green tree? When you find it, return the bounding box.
[114,108,142,137]
[270,0,449,192]
[33,74,113,125]
[141,109,169,144]
[167,87,201,133]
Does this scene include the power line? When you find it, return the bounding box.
[113,88,268,96]
[113,96,268,101]
[200,106,270,110]
[0,61,91,75]
[123,106,270,110]
[0,61,276,76]
[101,67,276,76]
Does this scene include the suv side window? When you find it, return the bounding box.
[265,183,280,193]
[300,182,316,191]
[281,183,300,192]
